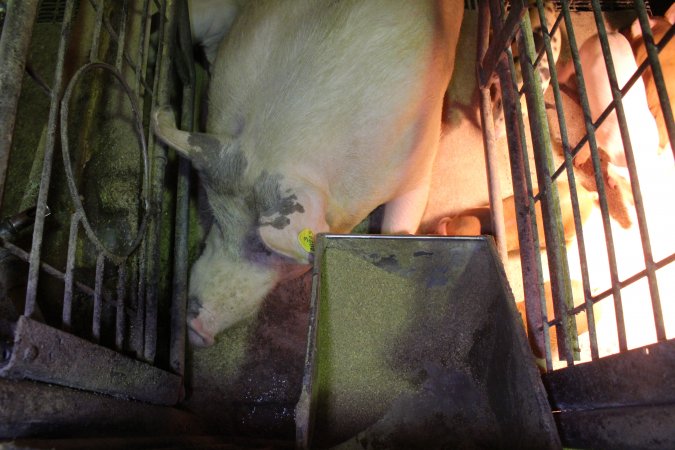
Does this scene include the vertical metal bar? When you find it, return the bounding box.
[589,0,664,347]
[63,212,81,331]
[115,0,129,71]
[25,0,78,317]
[633,0,675,156]
[93,253,105,343]
[136,0,152,98]
[89,0,105,62]
[488,0,550,370]
[628,0,669,341]
[559,0,627,352]
[144,0,178,363]
[499,50,552,371]
[538,1,599,360]
[477,1,508,262]
[116,264,127,351]
[170,0,194,377]
[0,0,40,210]
[517,8,578,365]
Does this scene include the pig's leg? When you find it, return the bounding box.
[381,172,433,235]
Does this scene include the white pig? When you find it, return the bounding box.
[559,32,659,188]
[154,0,464,346]
[188,0,244,66]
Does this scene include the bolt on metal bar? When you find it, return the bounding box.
[559,0,628,352]
[477,0,508,262]
[0,0,40,211]
[25,0,79,317]
[536,1,599,360]
[93,253,105,343]
[63,212,81,332]
[589,0,664,345]
[517,10,578,365]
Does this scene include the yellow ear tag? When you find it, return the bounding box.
[298,228,315,253]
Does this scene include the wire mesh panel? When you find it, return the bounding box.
[478,0,674,371]
[0,0,193,404]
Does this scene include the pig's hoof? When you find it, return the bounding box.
[152,105,177,134]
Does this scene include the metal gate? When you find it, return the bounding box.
[478,0,674,446]
[0,0,194,410]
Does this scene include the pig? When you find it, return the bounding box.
[436,178,598,253]
[625,5,675,153]
[153,0,464,346]
[558,32,659,188]
[188,0,244,66]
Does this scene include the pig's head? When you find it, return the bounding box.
[152,107,317,346]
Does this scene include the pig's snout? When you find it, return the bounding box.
[187,297,215,347]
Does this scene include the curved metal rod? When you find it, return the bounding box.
[59,61,150,264]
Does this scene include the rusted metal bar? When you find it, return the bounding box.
[559,0,627,352]
[626,0,669,342]
[25,0,78,317]
[477,0,508,261]
[116,264,127,351]
[170,0,194,377]
[517,11,578,365]
[633,0,675,157]
[0,316,182,405]
[480,0,528,88]
[536,0,599,360]
[63,212,81,331]
[93,253,105,343]
[495,44,551,369]
[89,0,105,61]
[590,0,663,348]
[144,0,178,363]
[0,0,40,210]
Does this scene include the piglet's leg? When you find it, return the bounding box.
[381,175,432,235]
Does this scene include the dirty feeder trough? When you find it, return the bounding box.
[296,235,561,449]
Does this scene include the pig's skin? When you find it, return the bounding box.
[154,0,464,346]
[188,0,244,66]
[625,10,675,152]
[558,32,659,187]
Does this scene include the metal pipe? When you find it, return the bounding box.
[517,11,578,365]
[116,264,127,351]
[144,0,178,363]
[63,212,81,331]
[589,0,663,348]
[558,0,627,352]
[170,0,195,378]
[0,0,40,211]
[537,0,599,360]
[477,0,508,262]
[93,254,105,343]
[25,0,78,317]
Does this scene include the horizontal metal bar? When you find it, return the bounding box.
[0,316,182,405]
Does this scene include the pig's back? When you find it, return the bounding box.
[207,0,459,225]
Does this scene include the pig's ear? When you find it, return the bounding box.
[666,3,675,25]
[152,106,229,171]
[257,188,329,264]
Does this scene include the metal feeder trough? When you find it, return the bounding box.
[296,235,561,449]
